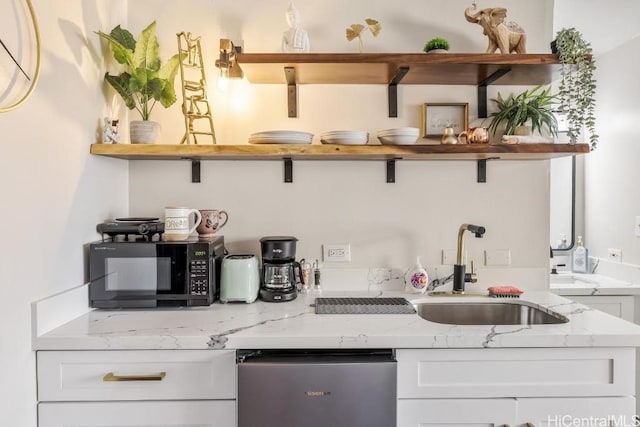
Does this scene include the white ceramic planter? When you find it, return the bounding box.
[130,120,161,144]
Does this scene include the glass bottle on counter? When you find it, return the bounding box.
[300,259,312,293]
[312,259,321,294]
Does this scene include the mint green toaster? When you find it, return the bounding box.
[220,254,260,303]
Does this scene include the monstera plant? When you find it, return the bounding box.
[96,21,183,143]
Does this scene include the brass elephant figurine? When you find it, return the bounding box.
[464,4,526,54]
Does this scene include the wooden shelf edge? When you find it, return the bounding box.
[91,143,588,161]
[237,53,559,65]
[236,53,560,86]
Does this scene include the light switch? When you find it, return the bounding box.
[484,250,511,266]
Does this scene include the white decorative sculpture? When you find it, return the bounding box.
[281,1,310,52]
[102,117,120,144]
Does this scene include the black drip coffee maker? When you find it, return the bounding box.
[259,236,302,302]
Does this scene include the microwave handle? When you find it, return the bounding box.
[103,372,166,382]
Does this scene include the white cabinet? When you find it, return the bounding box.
[398,398,516,427]
[396,348,636,427]
[37,350,236,427]
[39,401,235,427]
[516,397,635,427]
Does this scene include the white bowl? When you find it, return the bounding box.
[377,134,419,145]
[377,127,419,137]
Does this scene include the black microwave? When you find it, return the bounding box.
[89,236,225,308]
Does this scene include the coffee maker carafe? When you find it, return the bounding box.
[259,236,302,302]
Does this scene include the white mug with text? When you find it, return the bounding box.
[164,207,202,241]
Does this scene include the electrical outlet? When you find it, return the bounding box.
[636,216,640,237]
[323,244,351,262]
[442,249,466,265]
[608,248,622,262]
[484,250,511,266]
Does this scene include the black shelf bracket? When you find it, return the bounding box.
[477,159,487,183]
[191,160,201,183]
[477,157,500,183]
[388,67,410,117]
[284,158,293,183]
[386,159,397,183]
[285,67,297,118]
[477,67,512,118]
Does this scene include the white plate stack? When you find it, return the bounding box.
[377,127,420,145]
[249,130,314,144]
[320,130,369,145]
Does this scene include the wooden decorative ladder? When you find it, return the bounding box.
[177,32,216,144]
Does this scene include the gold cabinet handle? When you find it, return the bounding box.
[103,372,166,382]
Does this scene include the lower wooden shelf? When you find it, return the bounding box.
[90,143,588,161]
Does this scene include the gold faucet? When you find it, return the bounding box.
[452,223,486,294]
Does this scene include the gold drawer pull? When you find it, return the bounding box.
[103,372,166,382]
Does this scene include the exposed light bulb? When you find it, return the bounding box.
[217,67,229,91]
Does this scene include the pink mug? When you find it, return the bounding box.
[197,209,229,238]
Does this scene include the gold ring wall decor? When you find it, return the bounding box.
[0,0,41,113]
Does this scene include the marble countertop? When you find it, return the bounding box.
[33,290,640,351]
[550,272,640,296]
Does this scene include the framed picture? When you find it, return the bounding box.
[421,103,469,137]
[553,111,569,133]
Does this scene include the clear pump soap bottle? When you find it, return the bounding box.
[572,236,589,273]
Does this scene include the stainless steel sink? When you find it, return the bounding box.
[413,300,569,325]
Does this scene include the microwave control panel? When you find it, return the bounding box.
[189,247,210,296]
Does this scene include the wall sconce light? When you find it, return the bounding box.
[214,38,243,91]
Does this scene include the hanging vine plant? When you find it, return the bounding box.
[552,27,598,150]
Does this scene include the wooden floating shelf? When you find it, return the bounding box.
[90,143,588,161]
[237,53,561,86]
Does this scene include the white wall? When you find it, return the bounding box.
[126,0,554,274]
[0,1,128,426]
[584,36,640,264]
[554,0,640,265]
[553,0,640,57]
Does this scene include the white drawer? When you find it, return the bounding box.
[38,400,235,427]
[397,347,634,399]
[37,350,236,401]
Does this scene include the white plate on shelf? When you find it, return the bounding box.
[320,138,368,145]
[249,138,312,145]
[249,130,313,144]
[320,130,369,145]
[377,127,420,136]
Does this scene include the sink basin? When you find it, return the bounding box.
[549,274,596,285]
[413,300,569,325]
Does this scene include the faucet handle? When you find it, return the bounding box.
[465,260,478,284]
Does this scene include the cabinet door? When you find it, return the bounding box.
[38,350,236,401]
[398,398,516,427]
[516,397,636,427]
[38,400,235,427]
[568,296,634,322]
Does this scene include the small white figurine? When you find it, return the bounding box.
[102,117,120,144]
[281,1,310,52]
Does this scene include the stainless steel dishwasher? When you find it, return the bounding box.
[237,349,397,427]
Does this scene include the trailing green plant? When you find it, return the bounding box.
[96,22,183,121]
[423,37,450,52]
[488,85,558,137]
[553,27,598,150]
